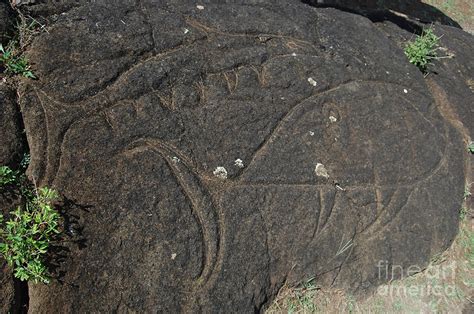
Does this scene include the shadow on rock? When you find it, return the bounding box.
[302,0,462,30]
[46,197,90,283]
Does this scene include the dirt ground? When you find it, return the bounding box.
[267,214,474,313]
[423,0,474,33]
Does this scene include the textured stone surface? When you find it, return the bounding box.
[0,0,470,312]
[0,1,15,45]
[0,260,14,314]
[374,20,474,146]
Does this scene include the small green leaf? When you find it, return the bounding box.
[0,180,61,284]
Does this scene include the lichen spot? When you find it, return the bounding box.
[307,77,317,86]
[213,166,228,179]
[315,163,329,178]
[234,159,244,168]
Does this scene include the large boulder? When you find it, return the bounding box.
[6,0,470,312]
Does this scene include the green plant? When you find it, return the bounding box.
[0,42,35,79]
[404,27,441,72]
[459,207,469,220]
[0,166,17,186]
[285,277,319,313]
[0,13,44,79]
[345,294,356,313]
[441,0,455,11]
[20,153,31,170]
[458,226,474,271]
[468,142,474,154]
[392,299,403,311]
[464,185,472,199]
[0,187,60,283]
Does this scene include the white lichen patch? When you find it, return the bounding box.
[315,163,329,178]
[234,159,244,168]
[196,5,204,10]
[309,131,315,136]
[329,115,337,123]
[307,77,317,86]
[171,253,177,260]
[213,166,228,179]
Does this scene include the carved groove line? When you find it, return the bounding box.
[32,89,52,184]
[237,80,448,189]
[184,18,319,51]
[123,138,221,289]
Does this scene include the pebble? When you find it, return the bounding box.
[307,77,317,86]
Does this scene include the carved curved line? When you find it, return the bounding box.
[184,18,319,51]
[36,39,206,108]
[238,80,447,188]
[36,11,321,109]
[363,187,416,243]
[31,89,51,184]
[123,138,220,289]
[51,77,445,191]
[236,80,352,179]
[318,189,337,233]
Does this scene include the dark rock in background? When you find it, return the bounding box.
[11,0,84,18]
[0,0,471,312]
[0,0,15,45]
[303,0,464,29]
[0,83,26,167]
[0,260,15,314]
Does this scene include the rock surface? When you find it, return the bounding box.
[0,1,15,45]
[0,83,26,167]
[303,0,465,29]
[0,260,15,314]
[0,0,471,312]
[374,19,474,139]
